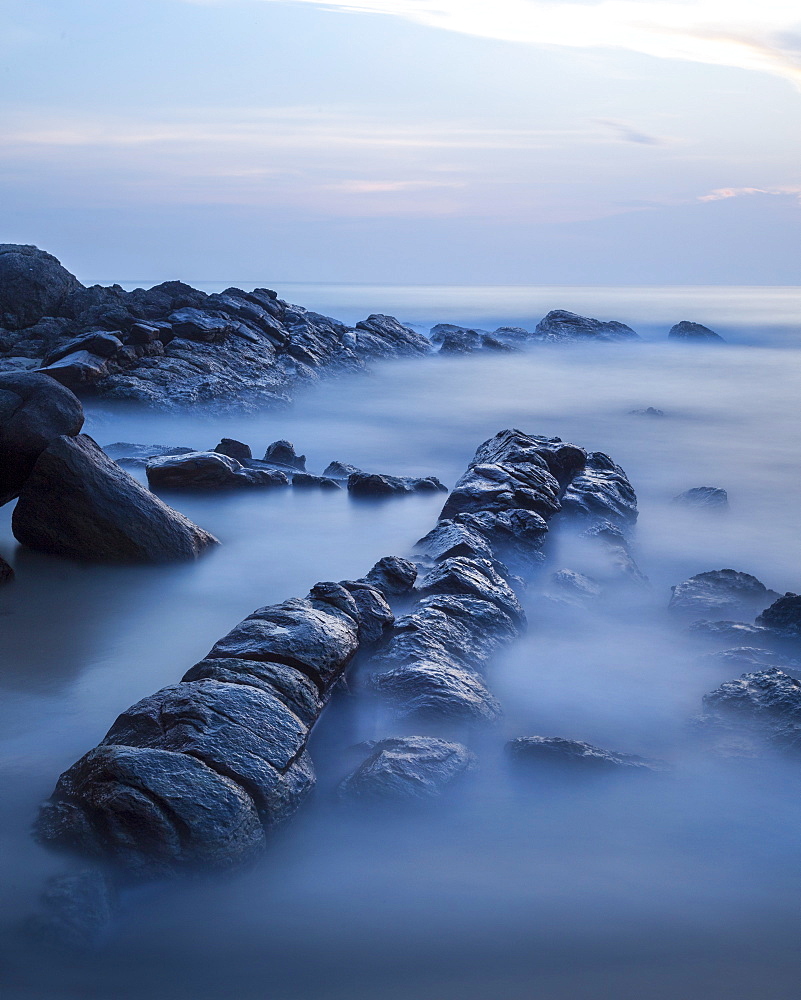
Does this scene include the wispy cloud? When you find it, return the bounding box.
[595,119,668,145]
[193,0,801,88]
[699,185,801,203]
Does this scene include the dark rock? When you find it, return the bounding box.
[214,438,252,462]
[669,570,780,621]
[548,569,601,604]
[28,869,116,949]
[371,659,500,722]
[353,314,432,357]
[339,581,394,646]
[263,440,306,471]
[629,407,665,417]
[146,451,289,490]
[168,308,233,343]
[668,321,725,343]
[37,351,110,390]
[431,325,487,354]
[0,554,14,584]
[339,737,476,800]
[440,456,561,521]
[453,509,549,573]
[0,245,82,330]
[126,322,164,345]
[103,442,194,468]
[703,668,801,722]
[347,471,447,496]
[559,452,638,527]
[363,555,418,597]
[756,593,801,637]
[415,519,494,563]
[0,372,85,506]
[702,647,800,673]
[534,310,640,343]
[417,556,525,625]
[42,332,124,367]
[322,461,363,480]
[507,737,664,772]
[13,434,218,563]
[673,487,729,509]
[579,521,646,585]
[292,473,341,489]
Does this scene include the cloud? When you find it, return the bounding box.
[699,185,801,203]
[595,119,667,145]
[196,0,801,88]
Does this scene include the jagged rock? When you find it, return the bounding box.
[103,442,194,468]
[339,581,394,645]
[13,434,218,562]
[430,325,486,354]
[27,869,116,949]
[363,555,418,597]
[0,245,82,330]
[263,440,306,470]
[0,372,85,505]
[292,473,341,489]
[559,452,638,526]
[669,570,780,621]
[415,519,494,563]
[347,471,447,496]
[42,331,123,366]
[353,314,432,358]
[339,737,476,800]
[322,461,363,480]
[703,668,801,722]
[756,593,801,637]
[507,737,664,772]
[126,322,164,345]
[146,452,289,490]
[668,321,725,343]
[0,554,14,584]
[371,659,500,722]
[629,407,665,417]
[534,310,640,343]
[214,438,252,462]
[579,521,646,585]
[673,487,729,509]
[417,556,525,625]
[37,351,110,389]
[452,509,549,573]
[548,569,601,604]
[440,456,561,521]
[168,308,234,343]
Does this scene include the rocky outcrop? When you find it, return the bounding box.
[103,442,193,468]
[263,440,306,471]
[13,434,218,562]
[430,324,528,354]
[669,570,780,622]
[756,593,801,638]
[146,452,290,490]
[339,737,476,801]
[0,554,13,584]
[35,562,400,878]
[347,472,447,497]
[629,407,665,417]
[506,737,665,772]
[214,438,252,462]
[0,372,85,505]
[534,310,640,343]
[668,321,725,343]
[0,246,433,410]
[673,486,729,509]
[697,668,801,756]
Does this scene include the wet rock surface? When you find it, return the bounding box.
[13,434,218,563]
[348,471,447,496]
[756,593,801,637]
[673,486,729,509]
[339,737,476,801]
[668,320,725,343]
[697,668,801,756]
[146,451,290,490]
[0,554,14,584]
[669,570,780,621]
[533,310,640,343]
[507,737,665,772]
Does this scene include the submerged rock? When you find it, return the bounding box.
[292,473,341,489]
[506,737,664,772]
[27,869,116,949]
[146,452,289,490]
[673,486,729,509]
[347,471,447,497]
[668,321,725,343]
[534,310,640,343]
[339,737,476,801]
[263,440,306,471]
[669,570,779,621]
[13,434,218,563]
[322,461,363,481]
[0,372,85,506]
[629,407,665,417]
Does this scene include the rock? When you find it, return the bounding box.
[415,519,495,563]
[363,555,418,597]
[702,647,801,673]
[146,451,289,490]
[353,314,432,357]
[13,434,218,563]
[292,473,341,489]
[371,659,501,722]
[168,308,233,343]
[339,737,476,801]
[579,521,647,585]
[417,556,525,625]
[126,322,164,345]
[0,554,14,584]
[263,440,306,470]
[756,593,801,637]
[214,438,252,462]
[37,351,110,390]
[673,486,729,509]
[668,321,725,343]
[347,472,447,496]
[559,452,638,527]
[703,668,801,723]
[0,372,85,506]
[629,407,665,417]
[430,324,486,354]
[0,245,82,330]
[27,869,116,949]
[689,620,776,641]
[669,570,780,621]
[440,456,561,521]
[103,442,194,468]
[534,310,640,343]
[0,356,41,371]
[322,461,363,480]
[507,737,664,772]
[42,331,123,366]
[339,580,394,646]
[548,569,601,604]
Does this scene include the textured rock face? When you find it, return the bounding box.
[0,554,13,584]
[703,668,801,721]
[263,440,306,470]
[339,737,476,800]
[559,452,638,527]
[756,593,801,637]
[35,562,398,877]
[0,244,82,330]
[673,486,729,509]
[348,471,447,497]
[147,451,289,490]
[668,321,725,343]
[506,737,664,772]
[669,570,779,621]
[0,372,85,505]
[214,437,252,462]
[534,310,640,343]
[12,434,218,563]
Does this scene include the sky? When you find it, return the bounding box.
[1,0,800,284]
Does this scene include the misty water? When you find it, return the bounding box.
[2,287,801,999]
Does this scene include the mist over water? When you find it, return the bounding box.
[2,288,801,999]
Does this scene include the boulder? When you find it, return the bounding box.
[371,658,501,722]
[354,314,432,357]
[348,471,447,496]
[547,569,601,605]
[534,310,640,343]
[103,442,194,468]
[27,869,116,949]
[507,737,664,772]
[146,451,289,490]
[0,554,13,584]
[756,593,801,637]
[292,473,341,489]
[42,331,124,366]
[13,434,218,562]
[37,351,110,389]
[417,556,525,625]
[263,440,306,470]
[322,461,363,480]
[0,372,84,506]
[0,245,82,330]
[669,570,780,621]
[168,308,233,343]
[362,555,418,597]
[673,487,729,509]
[629,407,665,417]
[702,668,801,724]
[668,321,725,343]
[559,452,638,526]
[214,438,252,462]
[339,737,476,801]
[430,325,487,354]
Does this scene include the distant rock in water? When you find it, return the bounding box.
[697,668,801,756]
[429,324,527,354]
[147,452,290,490]
[338,737,476,801]
[0,245,433,410]
[506,737,664,773]
[673,486,729,509]
[668,321,725,343]
[263,440,306,471]
[756,593,801,638]
[629,407,665,417]
[104,442,193,468]
[348,471,447,497]
[669,569,780,621]
[534,310,640,343]
[214,438,252,463]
